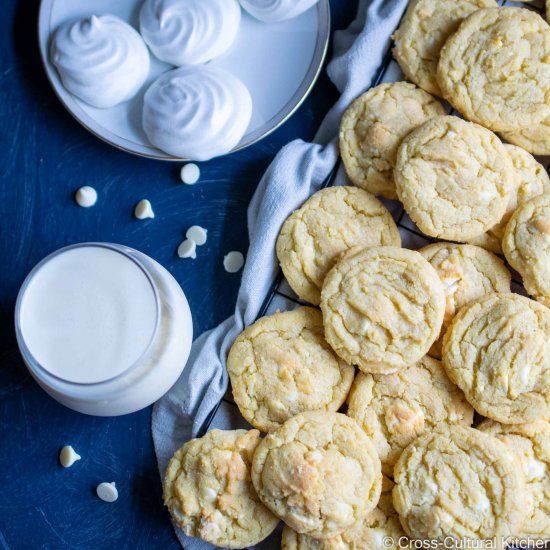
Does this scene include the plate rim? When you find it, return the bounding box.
[37,0,331,162]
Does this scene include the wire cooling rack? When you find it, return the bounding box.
[202,0,550,439]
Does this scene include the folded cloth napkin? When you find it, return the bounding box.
[152,0,408,547]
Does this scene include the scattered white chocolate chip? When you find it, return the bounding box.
[223,251,244,273]
[75,186,97,208]
[186,225,208,246]
[177,239,197,259]
[180,163,200,185]
[59,445,81,468]
[134,199,155,220]
[96,482,118,503]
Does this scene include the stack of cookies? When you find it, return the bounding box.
[162,1,550,548]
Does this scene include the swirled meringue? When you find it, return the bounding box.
[143,66,252,160]
[139,0,241,67]
[51,15,150,109]
[239,0,319,23]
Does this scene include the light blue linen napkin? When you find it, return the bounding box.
[152,0,408,546]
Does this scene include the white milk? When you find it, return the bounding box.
[19,246,158,384]
[16,243,193,416]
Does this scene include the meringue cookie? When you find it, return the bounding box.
[142,66,252,160]
[139,0,241,67]
[51,15,150,109]
[239,0,319,23]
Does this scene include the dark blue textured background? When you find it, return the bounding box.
[0,1,357,548]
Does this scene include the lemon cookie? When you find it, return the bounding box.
[503,194,550,306]
[339,82,445,199]
[393,0,496,96]
[321,246,445,374]
[163,429,279,548]
[276,187,400,305]
[251,411,382,539]
[227,307,355,433]
[393,426,525,542]
[470,145,550,254]
[394,116,513,241]
[347,356,474,477]
[281,477,406,550]
[478,419,550,541]
[442,293,550,424]
[502,116,550,157]
[419,243,511,357]
[437,7,550,132]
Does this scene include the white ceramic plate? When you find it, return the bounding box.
[38,0,330,160]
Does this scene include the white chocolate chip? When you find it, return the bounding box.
[331,502,353,522]
[134,199,155,220]
[200,510,223,536]
[288,512,317,527]
[202,487,218,503]
[75,186,97,208]
[186,225,207,246]
[480,190,495,202]
[360,319,373,334]
[370,528,386,547]
[177,239,197,259]
[425,479,438,494]
[223,251,244,273]
[525,458,546,480]
[285,391,298,403]
[519,364,531,386]
[180,163,200,185]
[59,445,81,468]
[473,492,491,512]
[309,451,323,463]
[442,276,461,295]
[447,131,458,138]
[96,482,118,503]
[449,411,462,422]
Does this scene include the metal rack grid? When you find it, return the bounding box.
[195,2,550,548]
[202,0,550,439]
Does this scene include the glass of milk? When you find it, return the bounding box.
[15,243,193,416]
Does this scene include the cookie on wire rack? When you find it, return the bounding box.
[163,429,279,548]
[394,116,514,241]
[442,293,550,424]
[339,81,445,199]
[321,246,445,374]
[437,7,550,132]
[251,411,382,539]
[393,426,526,542]
[227,307,355,433]
[276,186,400,305]
[393,0,496,96]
